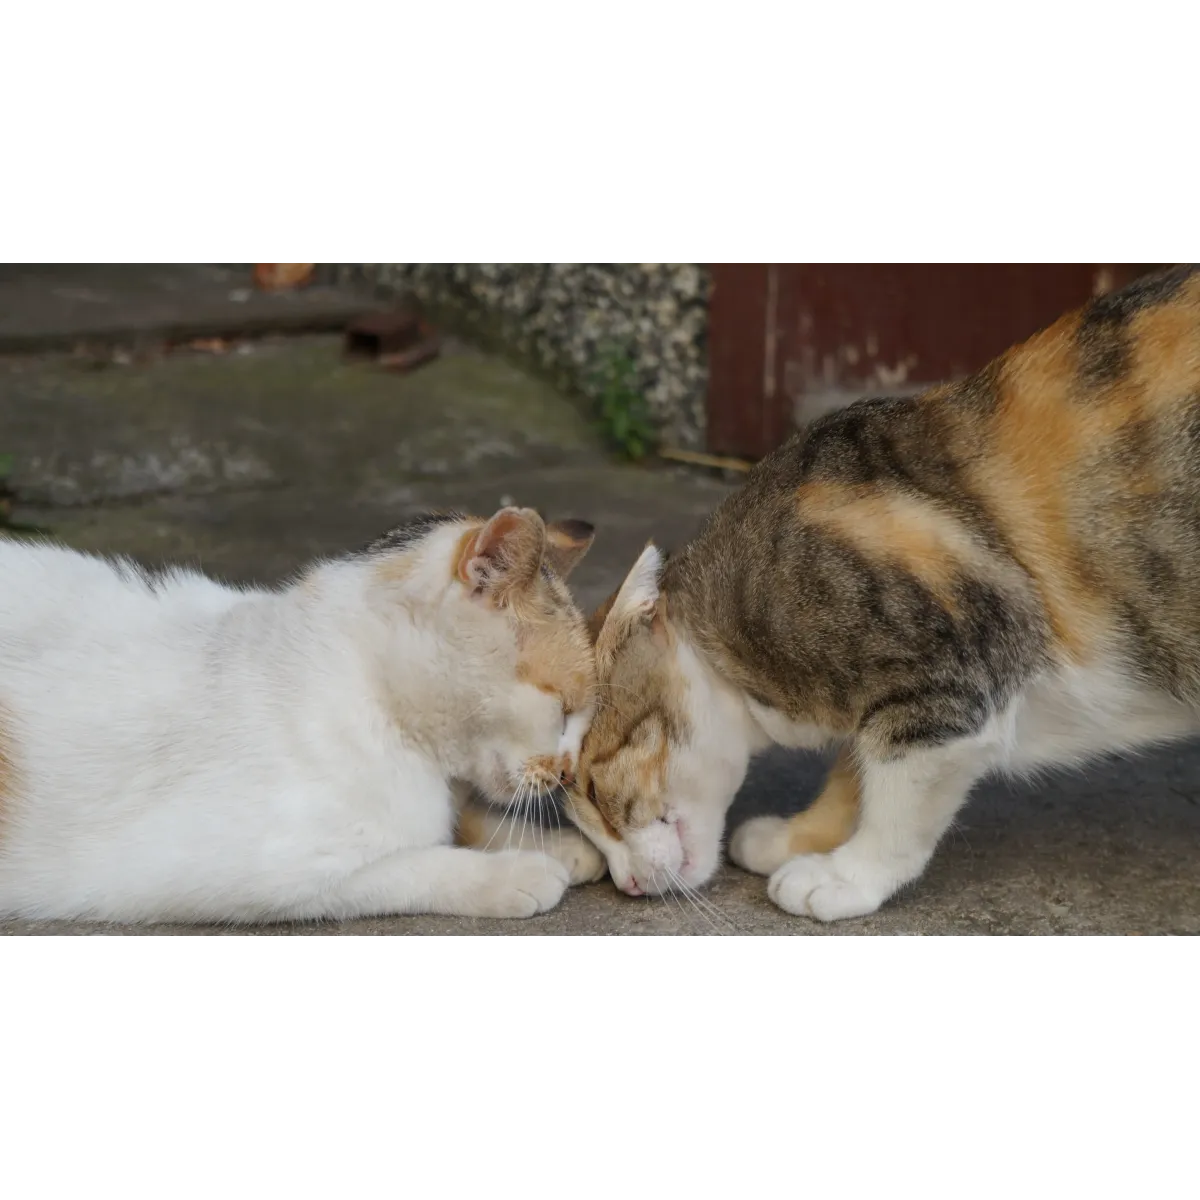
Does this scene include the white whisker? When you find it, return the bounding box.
[481,786,520,854]
[516,777,533,855]
[505,779,530,853]
[533,781,547,858]
[666,870,720,934]
[668,867,739,935]
[653,867,695,934]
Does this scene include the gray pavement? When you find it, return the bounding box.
[0,277,1196,935]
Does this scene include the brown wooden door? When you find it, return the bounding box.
[706,264,1158,459]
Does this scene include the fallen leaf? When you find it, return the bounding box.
[254,264,316,291]
[187,338,232,355]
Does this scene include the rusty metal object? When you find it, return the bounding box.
[378,337,442,374]
[706,264,1159,460]
[345,307,422,357]
[345,306,440,373]
[706,265,781,462]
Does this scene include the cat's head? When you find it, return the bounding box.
[359,507,598,807]
[567,545,755,896]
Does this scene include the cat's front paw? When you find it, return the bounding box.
[767,853,885,922]
[542,828,608,886]
[729,816,793,877]
[469,850,570,919]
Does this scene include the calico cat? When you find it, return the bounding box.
[0,506,604,923]
[569,264,1200,922]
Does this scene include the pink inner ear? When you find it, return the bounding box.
[457,510,541,591]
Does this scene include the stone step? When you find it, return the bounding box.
[0,264,378,353]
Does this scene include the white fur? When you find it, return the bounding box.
[615,544,665,620]
[744,699,827,751]
[617,619,1200,919]
[596,543,665,678]
[768,727,997,921]
[0,532,584,923]
[769,659,1200,923]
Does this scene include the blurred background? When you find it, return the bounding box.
[0,262,1161,598]
[1,263,1192,935]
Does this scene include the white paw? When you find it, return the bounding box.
[729,816,793,877]
[542,828,608,886]
[469,851,570,918]
[767,853,885,922]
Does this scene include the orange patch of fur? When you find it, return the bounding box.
[786,747,860,855]
[454,800,488,849]
[635,721,671,798]
[1128,284,1200,405]
[525,753,567,787]
[516,621,594,717]
[452,525,485,584]
[965,296,1200,663]
[578,697,679,836]
[973,318,1098,659]
[565,784,623,843]
[797,481,983,610]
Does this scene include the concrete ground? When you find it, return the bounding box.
[1,271,1197,935]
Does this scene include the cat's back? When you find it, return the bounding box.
[678,265,1200,700]
[0,539,243,675]
[744,264,1200,504]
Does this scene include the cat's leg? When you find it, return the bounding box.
[767,733,996,922]
[455,791,607,886]
[286,845,571,922]
[729,745,861,876]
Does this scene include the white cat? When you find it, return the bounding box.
[0,507,604,924]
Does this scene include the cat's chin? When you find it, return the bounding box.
[465,761,516,809]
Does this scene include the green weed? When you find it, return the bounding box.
[588,343,656,462]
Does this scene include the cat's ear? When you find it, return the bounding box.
[543,519,595,580]
[613,542,664,622]
[595,543,666,670]
[457,507,546,602]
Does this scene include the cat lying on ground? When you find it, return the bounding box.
[0,507,603,923]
